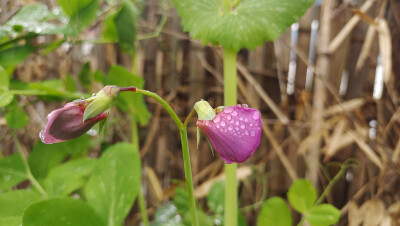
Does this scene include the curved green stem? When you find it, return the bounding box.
[136,89,183,129]
[135,89,199,226]
[12,133,47,197]
[223,47,238,226]
[131,115,149,226]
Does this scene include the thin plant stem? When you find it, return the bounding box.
[179,127,199,225]
[135,89,199,226]
[223,47,238,226]
[222,0,232,12]
[131,115,149,226]
[183,108,196,128]
[12,133,47,197]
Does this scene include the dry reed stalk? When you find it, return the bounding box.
[328,0,376,54]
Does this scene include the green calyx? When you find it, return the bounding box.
[83,85,120,122]
[194,100,216,120]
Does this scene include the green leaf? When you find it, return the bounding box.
[3,4,62,35]
[63,0,99,35]
[0,45,35,67]
[114,1,137,54]
[103,1,137,54]
[85,142,141,226]
[78,62,92,91]
[44,158,96,196]
[6,106,29,129]
[28,135,90,180]
[288,179,317,213]
[22,197,104,226]
[0,65,9,90]
[257,197,292,226]
[151,203,184,226]
[0,154,28,192]
[0,92,14,107]
[207,180,225,214]
[172,0,314,51]
[105,65,151,125]
[306,204,341,226]
[0,190,42,226]
[183,209,213,226]
[173,187,190,215]
[93,69,105,83]
[65,73,77,92]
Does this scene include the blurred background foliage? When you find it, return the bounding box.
[1,0,400,225]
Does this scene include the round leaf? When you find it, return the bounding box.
[6,106,29,129]
[172,0,314,51]
[257,197,292,226]
[22,197,104,226]
[288,179,316,213]
[306,204,341,226]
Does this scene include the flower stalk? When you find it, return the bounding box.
[223,47,238,226]
[135,89,199,226]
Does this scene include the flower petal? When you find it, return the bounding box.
[40,102,107,144]
[197,105,262,164]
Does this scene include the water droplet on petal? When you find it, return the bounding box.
[239,117,243,121]
[245,118,248,122]
[228,125,233,130]
[213,116,220,123]
[221,121,226,126]
[224,107,233,113]
[226,115,232,120]
[230,119,234,124]
[252,111,260,120]
[245,130,249,135]
[242,104,248,108]
[250,131,255,136]
[232,111,238,116]
[249,123,253,127]
[216,124,220,128]
[240,124,245,129]
[235,121,239,126]
[235,127,239,131]
[205,121,209,126]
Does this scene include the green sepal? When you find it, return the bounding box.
[194,100,215,120]
[204,135,215,157]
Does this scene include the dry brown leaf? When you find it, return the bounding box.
[349,131,383,169]
[194,166,252,198]
[323,98,365,117]
[376,18,392,85]
[349,200,387,226]
[323,119,348,161]
[145,166,164,203]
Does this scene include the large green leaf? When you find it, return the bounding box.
[172,0,314,51]
[22,197,104,226]
[0,45,35,67]
[105,65,151,125]
[3,4,62,35]
[257,197,292,226]
[0,154,28,192]
[28,135,90,180]
[5,106,29,129]
[0,92,13,107]
[44,158,96,197]
[288,179,317,213]
[85,142,141,226]
[306,204,341,226]
[207,180,225,214]
[0,190,41,226]
[58,0,99,35]
[103,0,137,54]
[173,187,190,215]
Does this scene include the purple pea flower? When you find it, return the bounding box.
[39,101,108,144]
[196,103,262,164]
[40,85,137,144]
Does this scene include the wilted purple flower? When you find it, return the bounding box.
[40,85,137,144]
[196,104,262,164]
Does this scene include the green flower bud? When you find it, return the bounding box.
[83,85,120,122]
[194,100,215,120]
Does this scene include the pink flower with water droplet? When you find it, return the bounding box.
[196,104,262,164]
[40,85,137,144]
